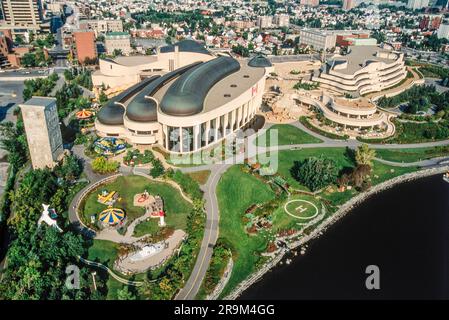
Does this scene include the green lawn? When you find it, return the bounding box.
[215,147,420,299]
[273,148,354,190]
[271,194,322,232]
[255,124,322,147]
[217,166,276,298]
[81,175,193,235]
[375,147,449,163]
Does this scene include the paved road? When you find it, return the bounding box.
[173,120,449,300]
[66,121,449,300]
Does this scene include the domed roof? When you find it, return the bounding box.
[160,56,241,116]
[97,102,125,125]
[248,55,272,68]
[159,39,211,55]
[126,98,158,122]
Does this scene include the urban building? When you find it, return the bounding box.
[300,0,320,7]
[257,16,272,29]
[312,45,407,96]
[92,39,214,94]
[105,32,131,55]
[73,30,97,64]
[95,55,271,153]
[273,14,289,28]
[342,0,355,11]
[407,0,430,10]
[19,97,63,170]
[336,33,377,47]
[299,29,337,51]
[0,0,43,34]
[437,22,449,39]
[78,19,123,36]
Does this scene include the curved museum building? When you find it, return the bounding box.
[312,45,407,96]
[92,40,214,92]
[95,55,272,153]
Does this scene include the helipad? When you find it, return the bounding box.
[283,199,319,220]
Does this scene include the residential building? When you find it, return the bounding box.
[78,19,123,36]
[0,0,43,34]
[257,16,272,29]
[342,0,355,11]
[19,97,63,170]
[105,31,131,55]
[273,14,289,28]
[300,0,320,7]
[437,22,449,39]
[407,0,430,10]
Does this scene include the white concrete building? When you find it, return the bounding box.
[273,14,289,28]
[105,32,131,56]
[95,55,272,153]
[299,29,337,51]
[437,23,449,39]
[0,0,43,34]
[257,16,272,29]
[407,0,430,10]
[312,45,407,96]
[92,40,214,93]
[20,97,63,169]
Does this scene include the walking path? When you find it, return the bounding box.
[67,119,449,300]
[78,256,144,286]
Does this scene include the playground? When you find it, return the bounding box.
[93,137,127,156]
[81,175,193,236]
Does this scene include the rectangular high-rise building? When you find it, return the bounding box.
[300,0,319,6]
[343,0,355,10]
[20,97,63,170]
[0,0,43,32]
[407,0,430,10]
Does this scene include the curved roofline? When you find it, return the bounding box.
[97,76,159,125]
[125,62,203,122]
[159,56,241,116]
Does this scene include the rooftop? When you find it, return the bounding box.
[21,96,56,108]
[112,55,158,66]
[330,45,398,75]
[159,39,211,56]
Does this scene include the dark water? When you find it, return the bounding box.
[239,174,449,300]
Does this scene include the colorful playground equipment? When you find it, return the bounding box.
[75,109,93,120]
[133,190,166,227]
[99,206,125,226]
[94,137,126,156]
[97,190,120,206]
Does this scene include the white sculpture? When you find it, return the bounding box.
[38,204,62,232]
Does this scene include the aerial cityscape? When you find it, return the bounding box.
[0,0,449,305]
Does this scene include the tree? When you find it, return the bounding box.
[91,157,120,174]
[290,156,339,192]
[117,286,136,300]
[355,144,376,167]
[150,159,165,178]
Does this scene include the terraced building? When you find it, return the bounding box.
[312,45,407,96]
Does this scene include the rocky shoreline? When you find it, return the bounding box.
[224,165,449,300]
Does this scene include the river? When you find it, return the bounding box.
[239,174,449,300]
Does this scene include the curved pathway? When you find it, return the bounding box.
[68,119,449,300]
[78,256,145,286]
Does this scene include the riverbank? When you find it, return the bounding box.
[224,165,449,300]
